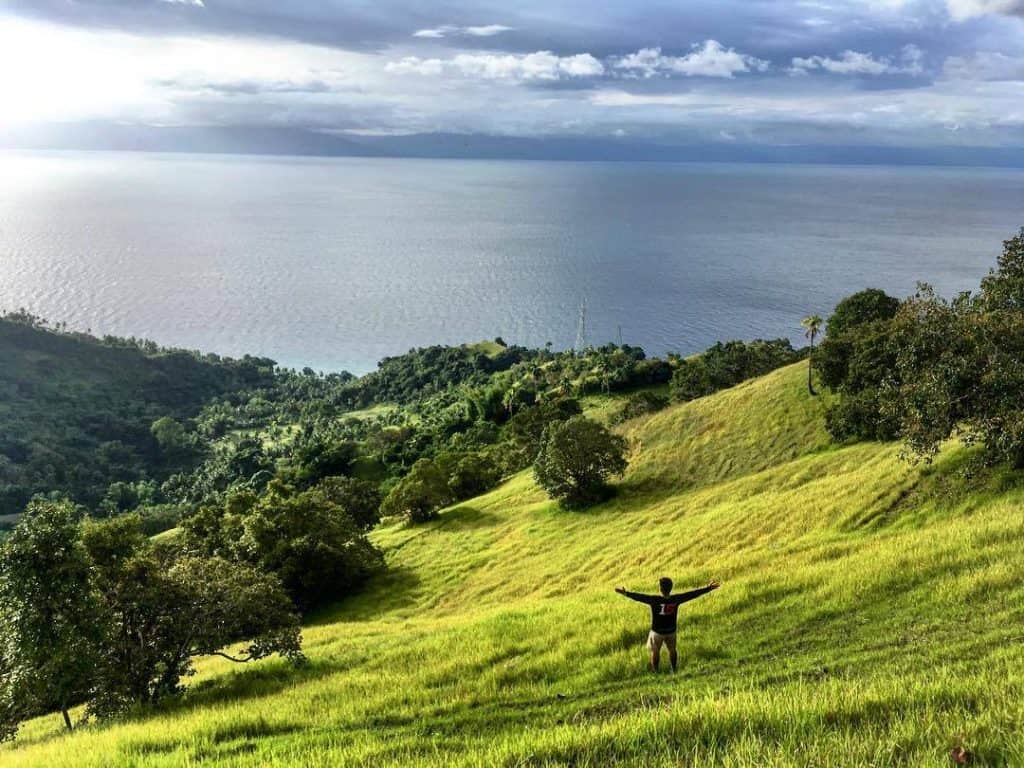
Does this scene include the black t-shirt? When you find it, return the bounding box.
[621,586,715,634]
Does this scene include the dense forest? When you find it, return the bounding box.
[0,314,802,528]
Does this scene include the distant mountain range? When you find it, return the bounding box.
[4,122,1024,168]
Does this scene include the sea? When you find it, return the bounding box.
[1,150,1021,374]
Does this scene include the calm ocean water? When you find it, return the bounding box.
[1,150,1022,373]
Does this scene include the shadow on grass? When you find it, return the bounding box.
[125,717,307,762]
[183,660,324,707]
[306,563,424,625]
[848,449,1024,531]
[436,505,501,531]
[596,627,645,655]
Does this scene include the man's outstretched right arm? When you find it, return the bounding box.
[614,587,658,604]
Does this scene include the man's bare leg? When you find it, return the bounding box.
[669,649,678,672]
[649,648,659,672]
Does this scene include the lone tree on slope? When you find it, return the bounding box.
[534,416,628,509]
[801,314,823,396]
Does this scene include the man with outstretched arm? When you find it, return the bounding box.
[615,577,720,672]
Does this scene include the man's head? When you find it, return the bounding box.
[659,577,673,596]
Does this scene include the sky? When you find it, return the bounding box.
[1,0,1024,151]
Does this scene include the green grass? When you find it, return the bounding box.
[464,340,509,358]
[6,363,1024,766]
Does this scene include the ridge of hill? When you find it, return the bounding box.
[6,363,1024,766]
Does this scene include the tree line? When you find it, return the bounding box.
[816,228,1024,469]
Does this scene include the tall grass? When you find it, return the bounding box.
[5,364,1024,766]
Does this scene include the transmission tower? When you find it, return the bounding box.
[575,299,587,352]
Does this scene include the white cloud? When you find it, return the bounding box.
[384,56,445,76]
[946,0,1024,19]
[615,41,769,79]
[159,0,204,6]
[0,16,380,125]
[388,51,604,80]
[789,46,925,76]
[464,25,515,37]
[411,24,513,39]
[412,26,455,39]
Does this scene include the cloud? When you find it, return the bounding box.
[946,0,1024,19]
[464,25,515,37]
[412,24,513,39]
[158,0,204,6]
[615,41,768,79]
[387,51,604,80]
[5,2,1024,151]
[789,45,925,76]
[385,56,446,75]
[944,51,1024,80]
[412,26,454,39]
[155,77,335,95]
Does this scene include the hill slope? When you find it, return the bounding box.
[0,318,275,514]
[6,363,1024,766]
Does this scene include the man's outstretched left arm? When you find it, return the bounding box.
[671,581,721,604]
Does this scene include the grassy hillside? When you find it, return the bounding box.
[6,363,1024,766]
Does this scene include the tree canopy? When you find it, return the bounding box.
[534,417,629,509]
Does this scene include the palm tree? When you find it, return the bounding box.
[801,314,823,396]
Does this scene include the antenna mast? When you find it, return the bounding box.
[575,299,587,352]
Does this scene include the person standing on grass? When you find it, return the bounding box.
[615,578,720,672]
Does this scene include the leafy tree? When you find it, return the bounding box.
[380,458,450,523]
[533,416,628,509]
[801,315,823,395]
[80,515,301,716]
[884,269,1024,466]
[134,503,187,536]
[0,501,103,735]
[178,490,253,560]
[825,288,900,339]
[150,416,189,456]
[670,358,713,401]
[503,398,582,470]
[98,479,157,517]
[312,476,382,530]
[287,430,358,487]
[439,451,502,501]
[822,229,1024,466]
[815,289,903,439]
[234,483,383,610]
